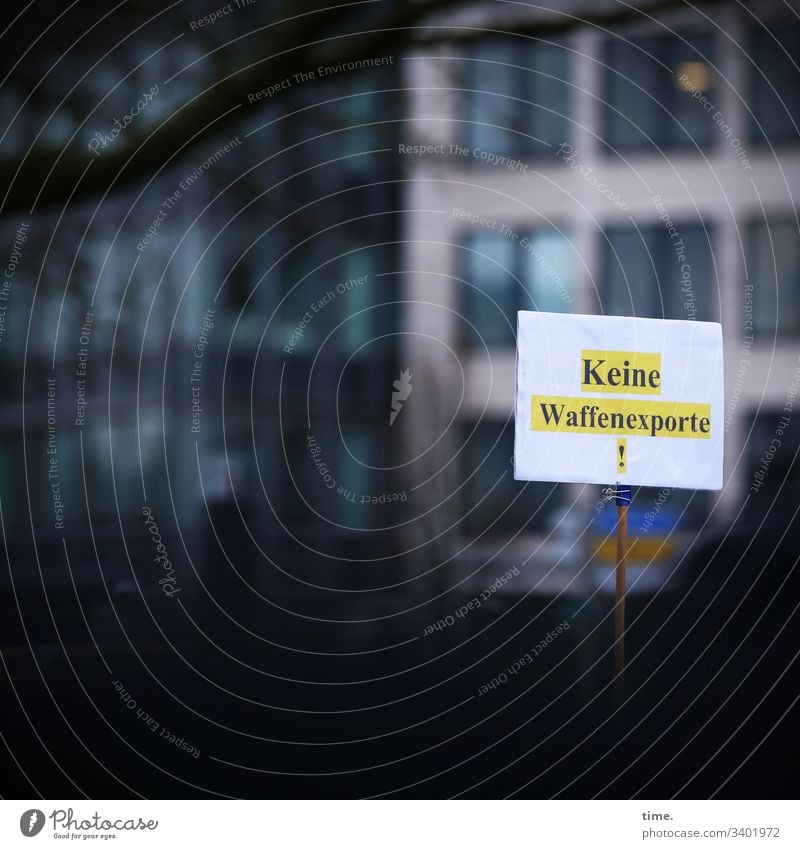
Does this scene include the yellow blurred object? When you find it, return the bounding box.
[675,61,713,91]
[591,535,677,563]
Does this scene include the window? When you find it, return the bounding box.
[282,425,321,527]
[340,85,382,177]
[462,233,516,347]
[749,220,800,338]
[751,23,800,146]
[340,246,375,354]
[464,38,568,157]
[273,235,395,356]
[462,421,563,535]
[336,424,375,528]
[601,224,714,320]
[287,75,393,189]
[604,31,714,151]
[85,421,160,522]
[462,230,575,347]
[522,230,574,314]
[35,427,77,535]
[225,244,270,351]
[272,240,334,354]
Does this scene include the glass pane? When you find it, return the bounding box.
[275,242,338,353]
[338,424,373,527]
[467,40,521,154]
[283,427,313,526]
[462,233,516,346]
[524,41,568,151]
[666,225,712,321]
[37,427,75,534]
[343,88,379,175]
[772,223,800,335]
[86,422,158,521]
[605,37,660,150]
[752,24,800,145]
[602,228,658,317]
[669,33,715,147]
[750,220,800,337]
[751,222,778,335]
[606,32,714,151]
[341,248,374,352]
[521,230,574,313]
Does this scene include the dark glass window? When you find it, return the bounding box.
[461,230,575,347]
[273,238,393,356]
[272,240,334,354]
[604,32,714,151]
[336,423,374,528]
[749,219,800,338]
[339,246,375,355]
[287,75,393,192]
[462,232,517,347]
[85,421,161,522]
[35,428,77,534]
[751,24,800,146]
[601,224,714,320]
[464,38,568,157]
[282,425,320,527]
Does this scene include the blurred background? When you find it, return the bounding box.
[0,0,798,798]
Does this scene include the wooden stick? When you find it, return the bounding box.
[614,487,629,703]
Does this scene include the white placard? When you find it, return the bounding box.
[514,312,724,490]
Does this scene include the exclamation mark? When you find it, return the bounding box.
[617,438,627,474]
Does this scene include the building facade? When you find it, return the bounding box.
[400,1,800,592]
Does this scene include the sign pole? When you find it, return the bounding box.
[614,484,631,703]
